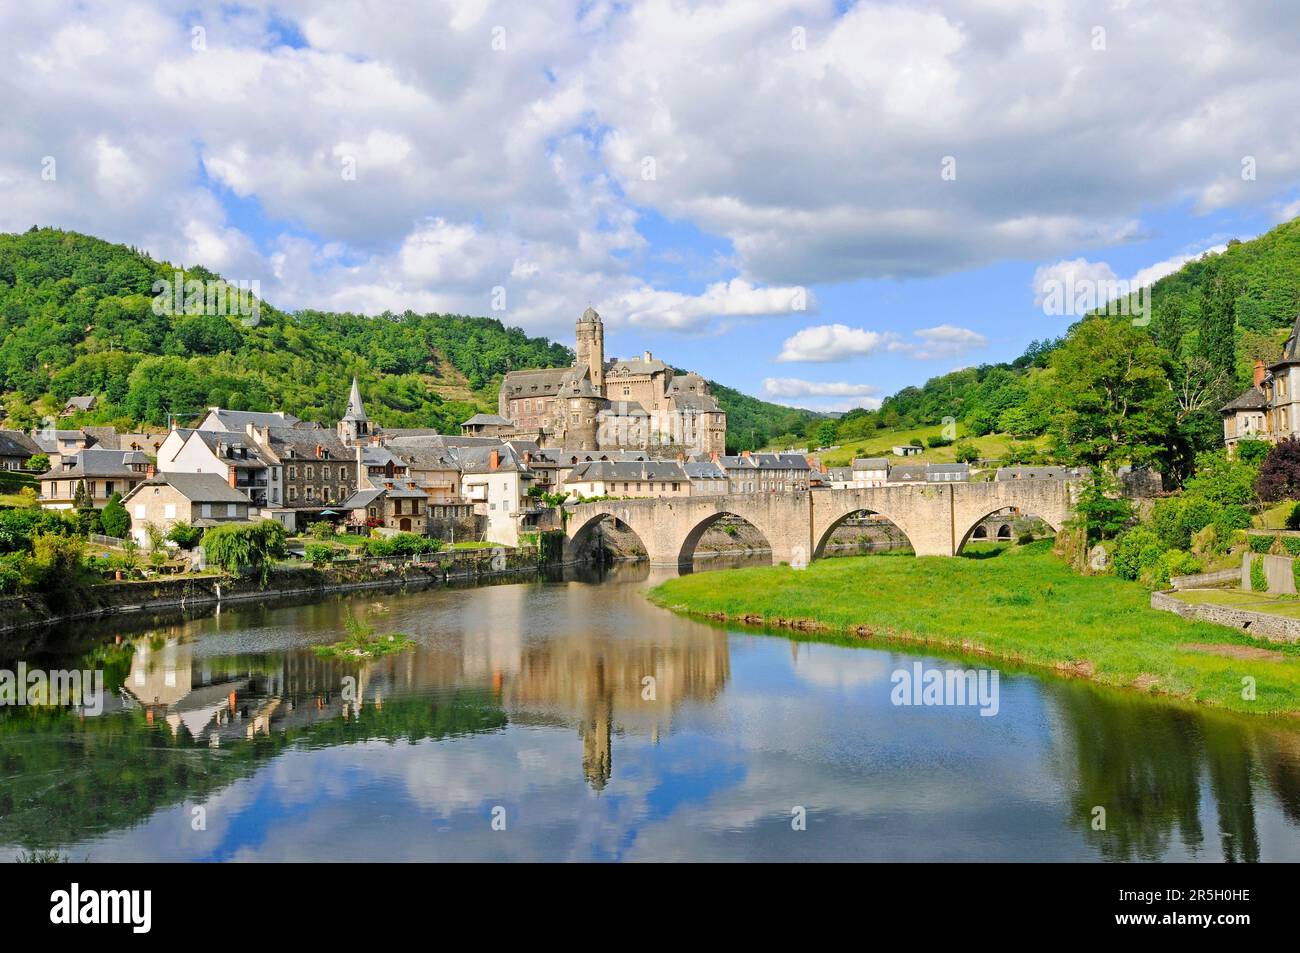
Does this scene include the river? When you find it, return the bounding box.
[2,557,1299,862]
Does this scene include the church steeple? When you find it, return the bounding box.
[338,376,371,444]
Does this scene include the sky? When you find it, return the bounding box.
[2,0,1299,413]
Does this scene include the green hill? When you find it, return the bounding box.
[0,227,813,450]
[809,217,1300,474]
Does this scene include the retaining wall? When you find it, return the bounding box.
[1151,589,1300,644]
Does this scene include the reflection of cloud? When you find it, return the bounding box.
[789,647,891,690]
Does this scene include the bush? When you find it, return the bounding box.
[1286,503,1300,531]
[100,493,131,538]
[26,532,87,592]
[926,436,953,448]
[1248,534,1276,554]
[1256,437,1300,502]
[365,533,442,558]
[1112,525,1164,581]
[1251,556,1268,592]
[304,543,334,565]
[307,521,335,541]
[167,522,202,550]
[953,442,979,463]
[1283,537,1300,557]
[0,508,77,555]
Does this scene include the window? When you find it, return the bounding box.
[288,465,297,479]
[368,507,377,518]
[288,486,297,501]
[134,504,146,519]
[164,504,176,519]
[202,503,212,518]
[105,481,114,496]
[305,486,314,500]
[227,503,237,517]
[305,465,315,479]
[339,467,347,482]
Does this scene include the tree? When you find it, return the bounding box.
[1073,469,1133,541]
[202,520,288,586]
[27,453,49,473]
[72,479,90,510]
[100,492,130,538]
[166,521,202,550]
[953,442,979,463]
[1048,317,1177,467]
[1255,437,1300,502]
[816,420,838,448]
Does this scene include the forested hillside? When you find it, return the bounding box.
[0,227,812,447]
[826,217,1300,481]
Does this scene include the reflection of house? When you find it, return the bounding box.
[121,473,255,545]
[38,449,150,509]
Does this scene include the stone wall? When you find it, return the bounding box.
[1151,589,1300,644]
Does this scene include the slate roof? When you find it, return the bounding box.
[565,460,688,483]
[43,449,149,479]
[191,430,277,467]
[204,408,305,430]
[995,466,1070,481]
[852,457,890,469]
[1221,386,1269,413]
[683,461,728,480]
[123,473,253,505]
[462,413,513,427]
[0,430,39,457]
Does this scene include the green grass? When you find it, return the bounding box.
[813,424,1048,467]
[648,540,1300,715]
[1257,500,1300,529]
[1171,588,1300,619]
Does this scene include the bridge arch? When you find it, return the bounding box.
[812,506,918,559]
[675,510,776,567]
[564,506,656,563]
[955,504,1062,554]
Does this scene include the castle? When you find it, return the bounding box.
[494,307,727,454]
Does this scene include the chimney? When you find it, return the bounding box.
[1255,360,1267,388]
[228,468,238,489]
[741,450,752,457]
[710,450,719,463]
[676,451,685,463]
[643,350,652,362]
[315,444,323,459]
[489,449,500,471]
[523,451,532,466]
[146,463,156,478]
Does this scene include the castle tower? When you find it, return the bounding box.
[338,376,371,445]
[575,306,605,392]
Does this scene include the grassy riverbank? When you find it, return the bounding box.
[648,541,1300,716]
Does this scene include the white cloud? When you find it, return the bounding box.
[1130,244,1231,289]
[777,324,903,362]
[1031,258,1120,307]
[911,325,988,361]
[762,374,884,410]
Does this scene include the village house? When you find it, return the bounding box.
[0,430,39,470]
[708,452,811,494]
[38,449,151,509]
[684,459,729,495]
[121,473,256,546]
[59,395,96,417]
[340,483,428,534]
[457,444,537,546]
[32,428,98,469]
[1222,315,1300,451]
[562,460,691,499]
[851,457,890,487]
[161,429,280,509]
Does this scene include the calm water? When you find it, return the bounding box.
[3,559,1300,862]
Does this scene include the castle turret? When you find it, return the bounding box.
[576,307,605,392]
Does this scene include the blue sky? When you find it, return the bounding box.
[3,1,1299,412]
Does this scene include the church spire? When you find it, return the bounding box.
[344,376,368,422]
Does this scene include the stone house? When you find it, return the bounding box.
[1222,315,1300,450]
[0,430,39,470]
[562,460,691,499]
[850,457,890,487]
[709,452,811,494]
[38,449,151,509]
[340,483,428,534]
[121,473,256,546]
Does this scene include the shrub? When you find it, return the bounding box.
[307,521,335,541]
[365,533,442,558]
[1112,525,1164,581]
[1287,503,1300,531]
[1248,534,1276,554]
[166,522,202,550]
[926,435,953,448]
[1256,437,1300,502]
[304,543,334,565]
[25,532,88,592]
[953,442,979,463]
[1283,537,1300,557]
[1251,556,1268,593]
[99,493,131,538]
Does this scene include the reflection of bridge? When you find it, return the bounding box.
[564,480,1080,567]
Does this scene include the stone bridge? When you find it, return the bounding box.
[563,480,1079,567]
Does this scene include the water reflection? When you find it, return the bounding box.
[2,560,1300,861]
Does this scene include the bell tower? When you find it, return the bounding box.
[575,306,605,391]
